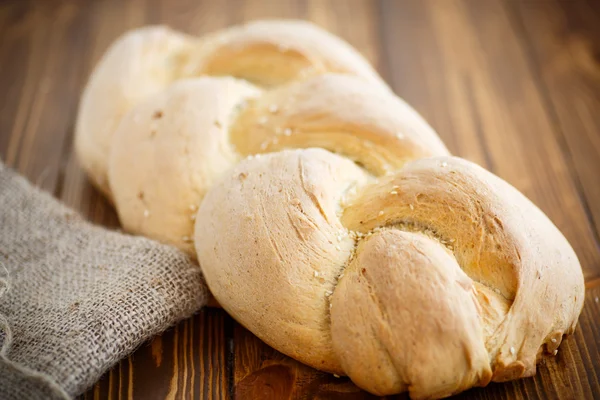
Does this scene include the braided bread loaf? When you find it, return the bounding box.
[75,21,584,399]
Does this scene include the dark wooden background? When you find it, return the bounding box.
[1,0,599,399]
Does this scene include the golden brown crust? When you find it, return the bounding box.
[75,21,389,200]
[87,22,445,255]
[76,21,585,399]
[195,150,584,398]
[186,20,388,89]
[229,74,447,175]
[332,229,492,398]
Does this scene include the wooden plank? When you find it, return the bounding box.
[510,0,600,246]
[81,310,231,400]
[0,0,86,193]
[230,0,305,23]
[233,324,381,400]
[380,0,600,282]
[306,0,383,72]
[145,0,232,35]
[1,0,598,399]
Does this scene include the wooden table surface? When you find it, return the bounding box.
[1,0,599,399]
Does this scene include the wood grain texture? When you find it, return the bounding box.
[511,0,600,254]
[0,0,598,399]
[380,0,600,283]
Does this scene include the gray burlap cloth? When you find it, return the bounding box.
[0,162,209,399]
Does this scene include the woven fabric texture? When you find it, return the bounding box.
[0,162,208,399]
